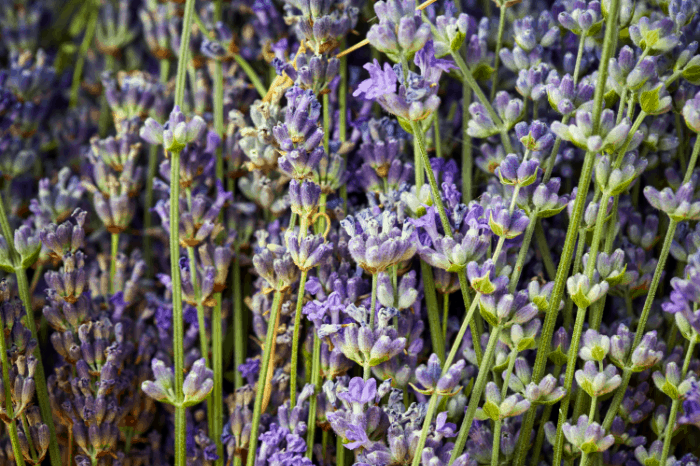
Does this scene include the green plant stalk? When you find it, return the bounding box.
[290,269,309,407]
[0,197,60,466]
[489,4,507,101]
[543,117,569,182]
[414,127,425,189]
[551,302,590,466]
[170,149,187,466]
[337,435,345,466]
[457,272,483,364]
[512,147,597,465]
[509,212,538,291]
[421,261,446,363]
[491,351,517,466]
[187,246,210,367]
[530,365,563,465]
[110,232,119,294]
[306,334,322,458]
[462,86,473,202]
[659,338,696,465]
[0,307,26,466]
[450,52,514,154]
[410,393,440,466]
[339,39,348,207]
[246,290,283,466]
[171,0,198,459]
[212,292,224,464]
[599,139,700,427]
[69,8,98,108]
[364,273,379,380]
[323,93,331,153]
[143,60,170,278]
[233,54,267,98]
[232,253,244,389]
[442,292,449,342]
[447,326,503,465]
[534,220,557,281]
[21,411,38,463]
[412,118,485,362]
[573,34,586,86]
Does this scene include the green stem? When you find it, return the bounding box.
[659,338,696,465]
[233,54,267,98]
[685,135,700,179]
[510,213,538,291]
[364,273,379,380]
[290,270,309,407]
[434,116,442,158]
[306,334,322,458]
[410,393,440,466]
[442,292,449,342]
[573,33,586,87]
[457,272,483,365]
[450,52,513,154]
[170,149,186,466]
[187,246,210,367]
[110,233,118,294]
[323,93,331,154]
[337,434,345,466]
[21,412,38,463]
[0,191,60,466]
[69,8,98,108]
[489,5,507,101]
[491,420,502,466]
[232,253,244,389]
[447,326,503,464]
[421,261,446,363]
[551,303,590,466]
[462,86,473,202]
[543,115,569,182]
[530,365,562,465]
[174,0,197,108]
[246,290,283,466]
[0,305,26,466]
[212,292,224,464]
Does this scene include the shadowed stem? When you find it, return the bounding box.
[0,304,26,466]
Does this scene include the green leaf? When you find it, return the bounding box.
[471,63,494,81]
[640,85,662,114]
[450,32,466,53]
[482,401,501,421]
[682,65,700,85]
[398,117,414,135]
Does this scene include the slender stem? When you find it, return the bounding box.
[447,326,503,464]
[551,303,590,466]
[21,412,38,463]
[462,86,473,202]
[457,272,483,365]
[510,213,538,291]
[212,292,224,464]
[187,246,210,366]
[0,307,27,466]
[0,189,61,466]
[232,253,244,389]
[410,393,440,466]
[573,33,586,87]
[337,434,345,466]
[685,135,700,180]
[434,117,442,158]
[491,420,502,466]
[323,93,331,154]
[69,8,98,108]
[232,54,267,98]
[450,52,513,154]
[421,261,446,363]
[442,292,449,342]
[174,0,197,108]
[290,270,309,407]
[530,365,562,465]
[513,144,597,465]
[110,233,119,294]
[580,452,590,466]
[414,124,425,189]
[246,290,283,466]
[659,338,696,465]
[543,115,569,182]
[305,334,322,458]
[170,149,186,466]
[364,273,379,380]
[489,5,507,101]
